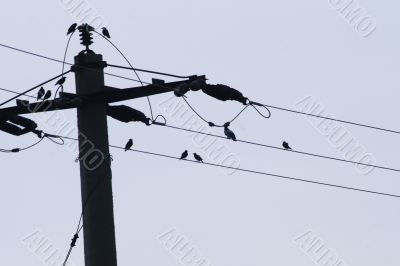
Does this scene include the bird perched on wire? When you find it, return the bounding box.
[37,87,45,100]
[193,153,203,163]
[67,23,77,35]
[180,150,188,160]
[56,77,66,87]
[43,90,52,101]
[102,27,111,38]
[124,139,133,151]
[282,141,292,150]
[224,123,236,141]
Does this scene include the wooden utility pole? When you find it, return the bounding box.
[0,23,204,266]
[75,49,117,265]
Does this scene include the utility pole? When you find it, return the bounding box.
[0,23,205,266]
[74,25,117,266]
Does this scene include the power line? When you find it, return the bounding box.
[182,97,271,127]
[2,42,400,136]
[153,124,400,174]
[1,84,398,174]
[48,133,400,199]
[0,87,36,99]
[261,103,400,135]
[0,42,143,84]
[93,30,154,121]
[0,71,72,107]
[107,63,193,79]
[0,41,188,90]
[5,41,399,137]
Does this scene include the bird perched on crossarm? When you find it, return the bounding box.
[282,141,292,150]
[37,87,45,100]
[102,27,111,38]
[56,77,66,87]
[193,153,203,163]
[67,23,77,35]
[124,139,133,151]
[180,150,188,160]
[43,90,52,101]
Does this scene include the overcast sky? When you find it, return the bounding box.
[1,0,400,265]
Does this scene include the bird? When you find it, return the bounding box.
[37,87,45,100]
[67,23,77,35]
[193,153,203,163]
[55,77,66,86]
[102,27,111,38]
[282,141,292,150]
[124,139,133,151]
[180,150,188,160]
[43,90,52,101]
[224,125,236,141]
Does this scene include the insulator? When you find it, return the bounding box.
[107,105,151,125]
[202,84,248,105]
[78,24,94,48]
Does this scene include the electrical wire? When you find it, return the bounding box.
[182,97,270,127]
[0,42,144,84]
[2,42,399,135]
[56,32,76,99]
[47,133,400,199]
[63,166,111,266]
[0,136,45,153]
[0,85,398,173]
[107,63,193,79]
[153,124,400,174]
[0,87,36,99]
[93,30,154,120]
[261,103,400,135]
[0,71,72,107]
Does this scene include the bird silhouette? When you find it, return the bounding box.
[180,150,188,160]
[193,153,203,163]
[102,27,111,38]
[37,87,45,100]
[124,139,133,151]
[282,141,292,150]
[56,77,66,86]
[224,125,236,141]
[67,23,77,35]
[43,90,52,101]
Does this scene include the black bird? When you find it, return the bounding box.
[43,90,52,101]
[224,125,236,141]
[67,23,77,35]
[282,141,292,150]
[56,77,66,86]
[193,153,203,163]
[180,150,188,160]
[124,139,133,151]
[37,87,45,100]
[102,27,111,38]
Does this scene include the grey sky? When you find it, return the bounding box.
[1,0,399,265]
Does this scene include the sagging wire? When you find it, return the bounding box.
[63,163,111,266]
[55,31,76,99]
[0,129,64,153]
[182,97,271,128]
[93,30,154,121]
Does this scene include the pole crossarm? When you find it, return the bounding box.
[0,76,204,119]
